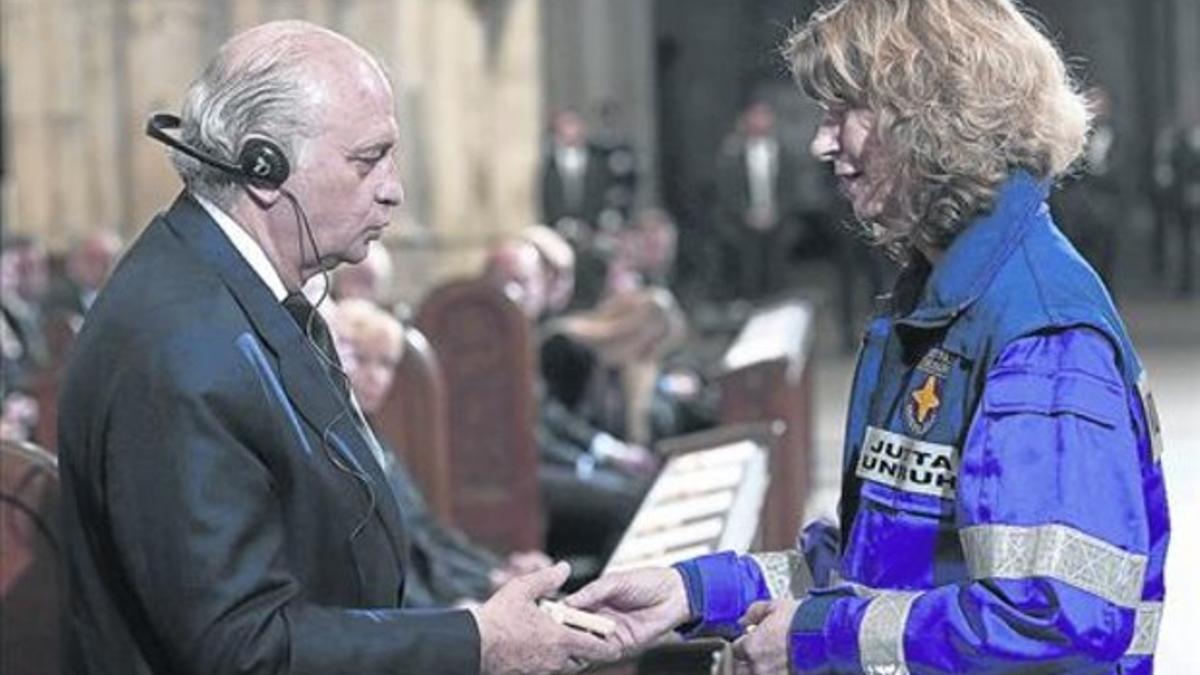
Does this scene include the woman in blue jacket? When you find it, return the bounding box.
[568,0,1170,672]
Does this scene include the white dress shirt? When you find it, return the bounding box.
[192,192,387,470]
[194,192,289,302]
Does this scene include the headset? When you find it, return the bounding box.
[146,112,378,546]
[145,113,291,188]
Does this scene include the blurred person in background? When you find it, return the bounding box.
[592,99,640,222]
[715,101,804,301]
[482,237,550,320]
[568,1,1170,672]
[519,224,576,318]
[330,240,394,305]
[545,288,687,449]
[1170,113,1200,296]
[44,229,123,318]
[541,109,612,242]
[1053,86,1121,291]
[606,208,679,295]
[0,235,50,391]
[481,235,654,575]
[330,298,552,608]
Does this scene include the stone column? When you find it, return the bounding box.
[3,0,122,247]
[386,0,543,307]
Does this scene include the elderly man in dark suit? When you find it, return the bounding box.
[57,21,614,675]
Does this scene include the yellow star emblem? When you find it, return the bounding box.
[911,375,941,425]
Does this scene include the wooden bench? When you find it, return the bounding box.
[0,439,61,675]
[415,278,542,553]
[715,300,816,550]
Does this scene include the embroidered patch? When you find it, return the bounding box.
[856,426,958,499]
[1136,371,1164,462]
[904,374,941,436]
[916,348,954,378]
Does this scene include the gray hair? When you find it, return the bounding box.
[172,29,321,208]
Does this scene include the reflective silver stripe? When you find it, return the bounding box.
[1126,602,1163,656]
[960,524,1147,608]
[748,551,813,599]
[1136,371,1165,462]
[859,591,919,674]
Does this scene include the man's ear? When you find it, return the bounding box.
[243,182,282,209]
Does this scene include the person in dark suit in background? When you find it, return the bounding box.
[714,101,804,301]
[1052,87,1122,292]
[56,20,615,675]
[1171,114,1200,296]
[541,110,613,241]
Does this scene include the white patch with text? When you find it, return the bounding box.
[856,426,958,499]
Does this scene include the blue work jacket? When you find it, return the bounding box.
[676,172,1170,673]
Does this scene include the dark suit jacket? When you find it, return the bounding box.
[376,440,499,609]
[713,135,803,240]
[42,276,88,319]
[540,144,611,230]
[57,194,480,675]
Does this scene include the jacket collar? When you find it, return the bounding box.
[896,171,1049,329]
[160,192,408,556]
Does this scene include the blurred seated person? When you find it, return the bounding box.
[482,236,655,469]
[1,236,51,390]
[0,391,39,443]
[329,240,394,306]
[518,224,576,318]
[606,208,679,296]
[43,230,123,319]
[481,237,550,320]
[481,237,653,572]
[543,288,693,450]
[329,298,551,607]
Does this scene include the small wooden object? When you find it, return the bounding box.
[540,600,618,639]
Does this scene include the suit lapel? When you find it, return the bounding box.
[160,193,409,558]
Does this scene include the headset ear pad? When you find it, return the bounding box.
[239,138,290,187]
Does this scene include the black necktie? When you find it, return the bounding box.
[282,292,349,400]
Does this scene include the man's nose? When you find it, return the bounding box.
[377,161,404,207]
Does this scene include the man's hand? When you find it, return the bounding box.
[475,562,620,675]
[489,550,554,592]
[731,599,799,675]
[564,567,691,657]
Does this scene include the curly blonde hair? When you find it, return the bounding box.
[785,0,1091,254]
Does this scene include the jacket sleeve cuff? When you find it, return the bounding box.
[673,551,770,639]
[789,588,869,673]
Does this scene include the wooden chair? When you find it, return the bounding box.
[372,326,454,524]
[415,278,542,553]
[0,439,61,675]
[716,300,817,550]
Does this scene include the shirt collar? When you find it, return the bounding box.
[896,170,1050,329]
[193,192,289,302]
